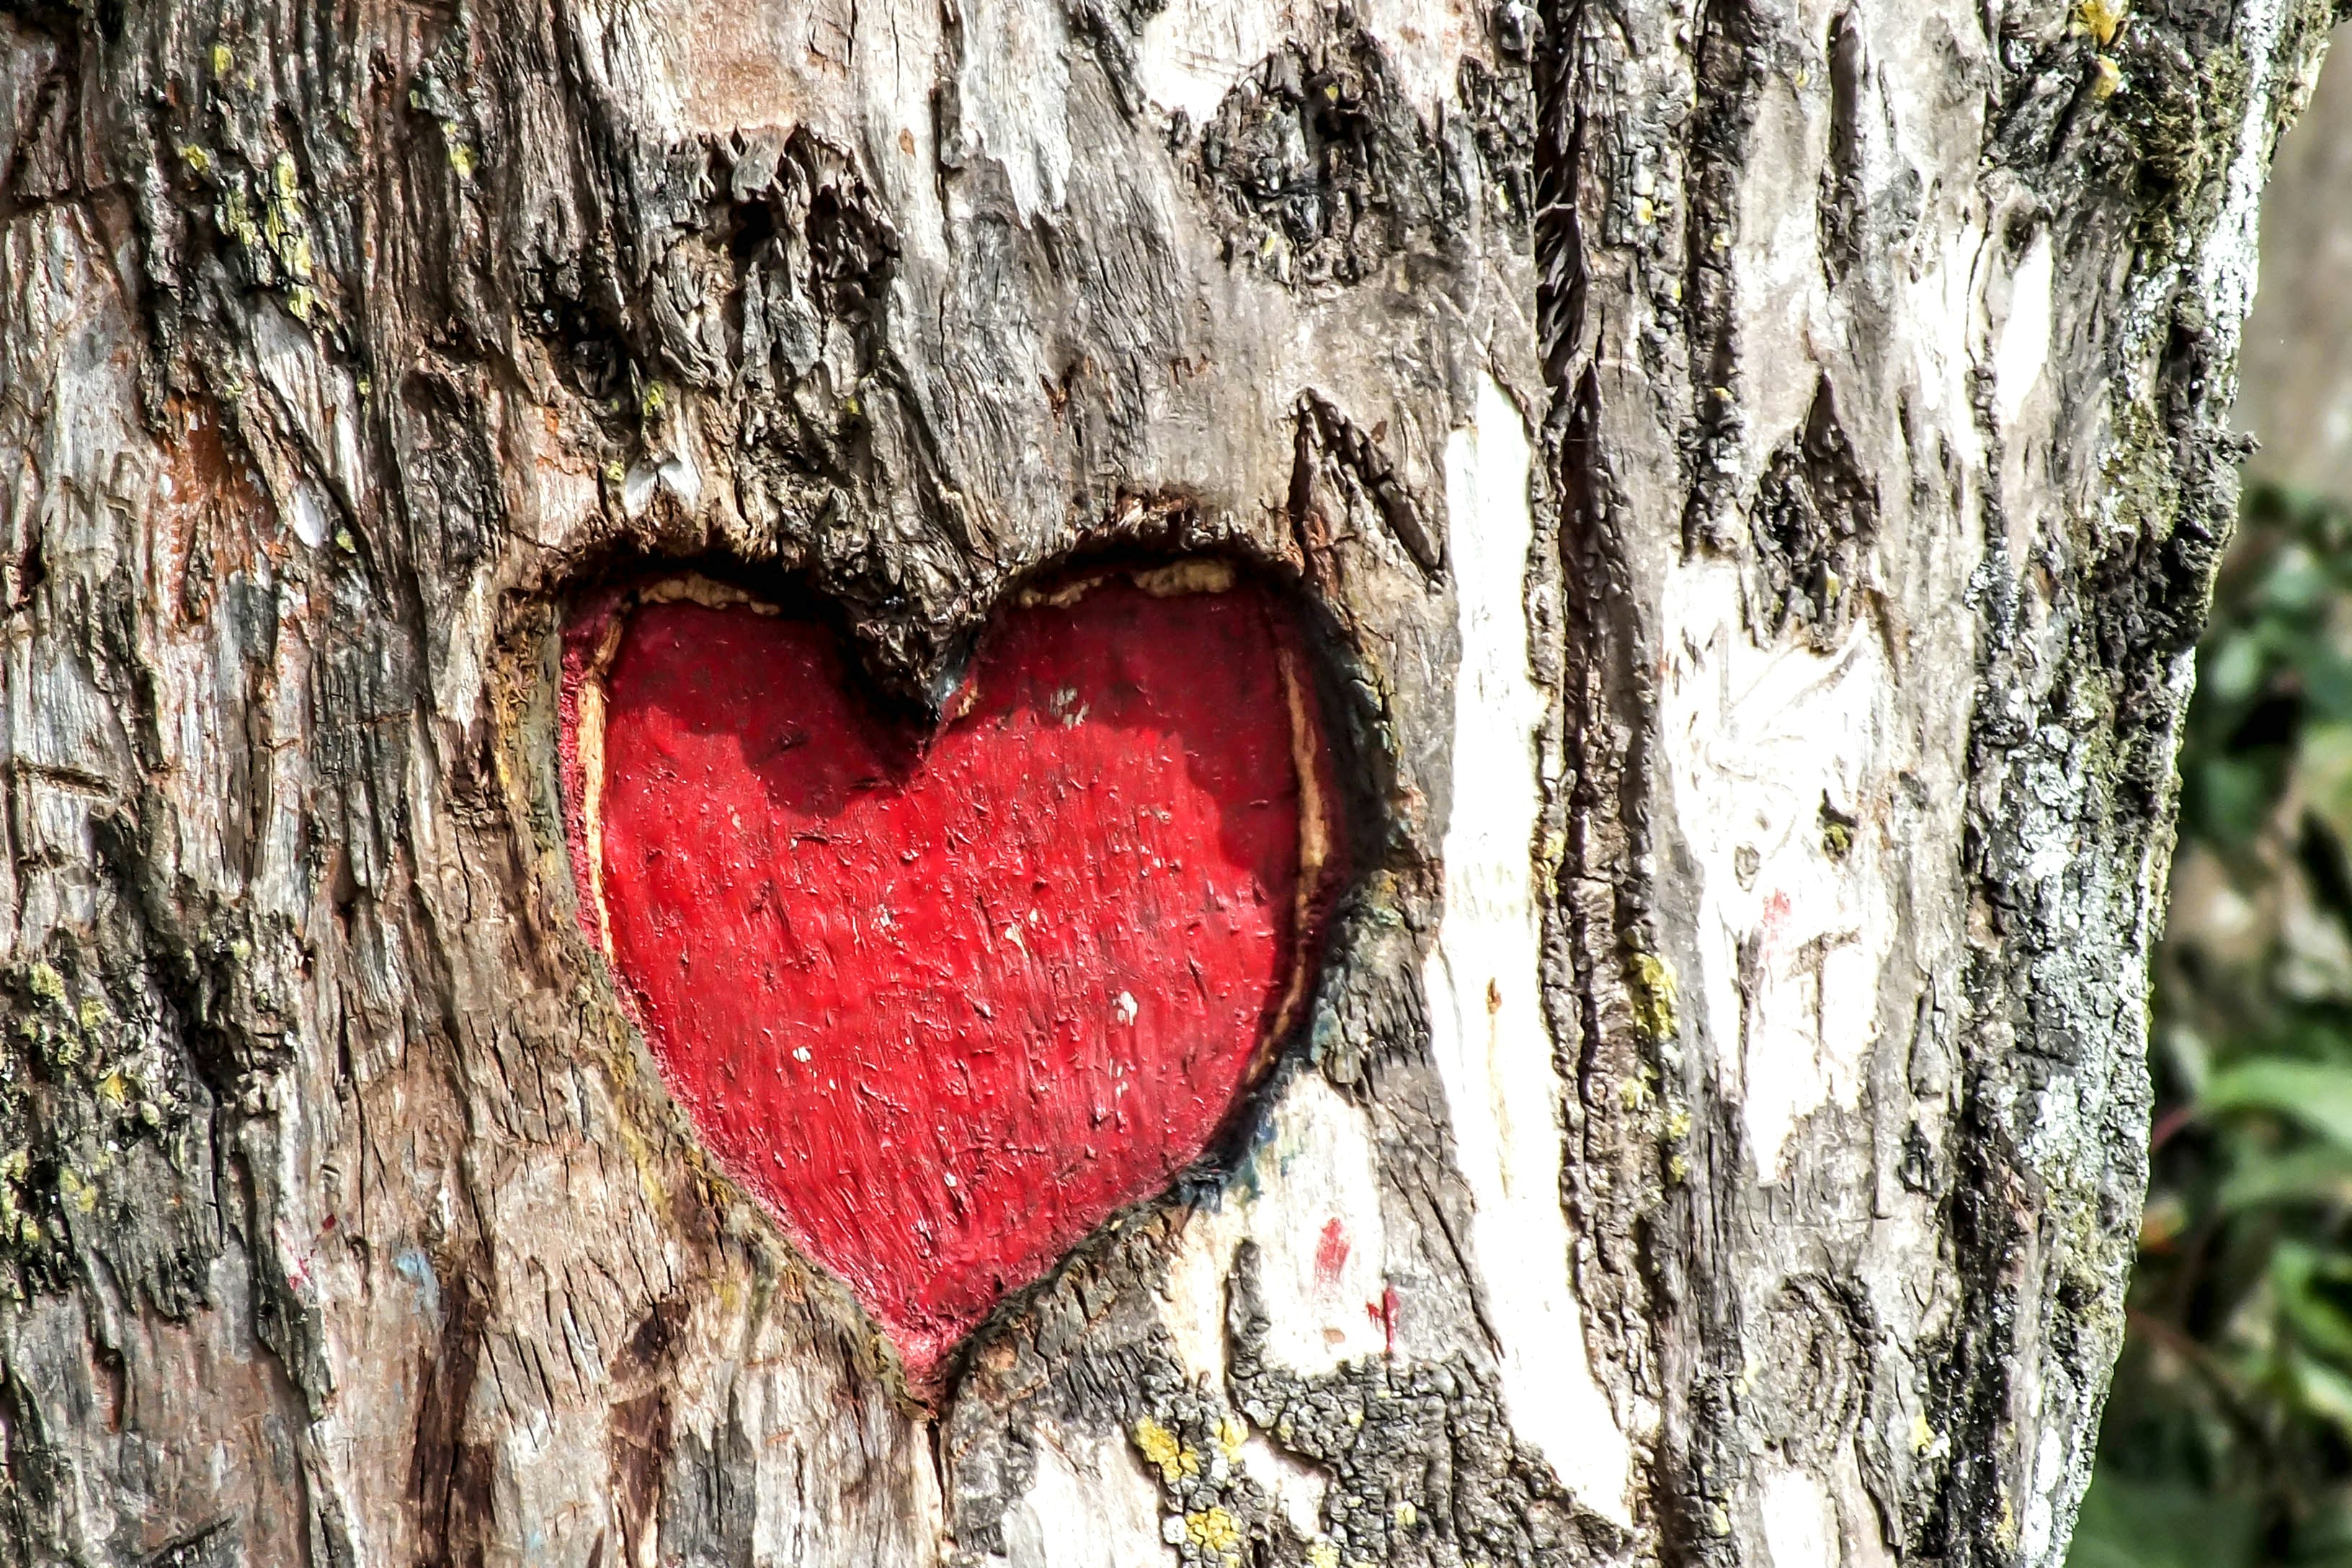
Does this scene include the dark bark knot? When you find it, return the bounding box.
[1750,378,1881,647]
[1188,24,1461,288]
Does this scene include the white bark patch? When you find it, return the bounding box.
[1928,221,1993,473]
[1136,0,1290,123]
[999,1422,1167,1567]
[1163,1072,1390,1383]
[2020,1424,2070,1567]
[1731,79,1833,454]
[1423,374,1631,1522]
[1136,0,1476,125]
[1992,229,2055,431]
[1237,1433,1329,1538]
[621,450,701,518]
[571,0,700,140]
[958,0,1076,220]
[290,486,330,548]
[2199,0,2295,338]
[1659,558,1895,1182]
[1760,1464,1838,1568]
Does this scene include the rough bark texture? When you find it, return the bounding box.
[0,0,2328,1562]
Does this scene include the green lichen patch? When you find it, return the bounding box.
[2102,35,2249,251]
[1,946,216,1311]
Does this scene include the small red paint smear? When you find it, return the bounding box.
[1314,1217,1351,1288]
[564,573,1342,1386]
[1368,1284,1399,1355]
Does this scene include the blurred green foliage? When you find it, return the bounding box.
[2076,484,2352,1568]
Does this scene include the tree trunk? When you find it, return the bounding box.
[0,0,2328,1560]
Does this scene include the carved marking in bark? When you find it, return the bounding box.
[558,564,1343,1385]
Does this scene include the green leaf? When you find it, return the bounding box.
[2066,1472,2262,1568]
[2276,1243,2352,1365]
[2218,1144,2352,1212]
[2204,1060,2352,1149]
[2204,634,2269,709]
[2263,543,2330,614]
[2191,755,2279,847]
[2293,1347,2352,1438]
[2304,723,2352,849]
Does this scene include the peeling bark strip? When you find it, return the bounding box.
[0,0,2329,1556]
[558,564,1344,1389]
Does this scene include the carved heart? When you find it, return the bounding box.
[561,566,1338,1384]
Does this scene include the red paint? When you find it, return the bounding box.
[1369,1284,1399,1355]
[561,571,1340,1384]
[1314,1217,1351,1288]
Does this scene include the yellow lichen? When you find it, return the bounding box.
[210,43,232,78]
[447,141,477,179]
[2092,55,2125,98]
[1133,1417,1180,1468]
[1185,1507,1242,1554]
[58,1167,97,1216]
[1820,808,1854,859]
[1131,1417,1199,1484]
[2075,0,2127,45]
[1214,1413,1247,1461]
[220,188,259,251]
[27,963,64,1004]
[1628,951,1679,1041]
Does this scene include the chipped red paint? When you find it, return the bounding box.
[560,571,1340,1384]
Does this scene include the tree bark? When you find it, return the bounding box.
[0,0,2328,1562]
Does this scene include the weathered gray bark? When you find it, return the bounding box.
[0,0,2328,1562]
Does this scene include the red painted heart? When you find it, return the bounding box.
[559,566,1339,1384]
